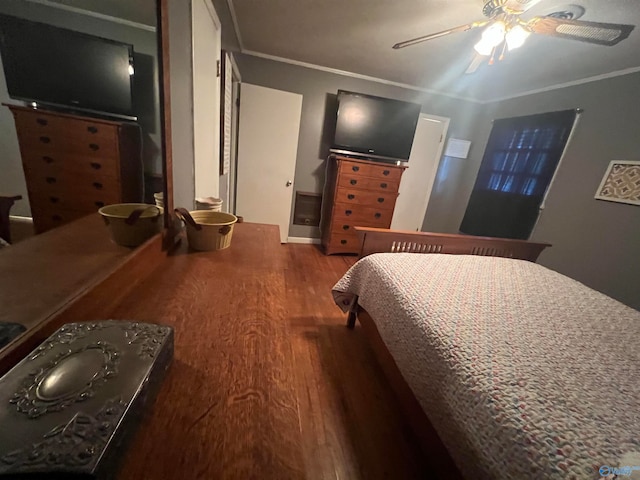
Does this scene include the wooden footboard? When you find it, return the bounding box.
[355,227,550,261]
[355,307,464,479]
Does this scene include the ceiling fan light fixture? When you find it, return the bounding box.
[474,21,506,56]
[482,21,507,46]
[506,25,531,50]
[474,38,495,56]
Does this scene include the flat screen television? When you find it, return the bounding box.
[331,90,421,162]
[0,14,135,120]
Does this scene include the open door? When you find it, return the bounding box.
[235,84,302,243]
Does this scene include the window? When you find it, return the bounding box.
[460,110,576,239]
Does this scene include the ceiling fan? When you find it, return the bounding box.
[393,0,635,73]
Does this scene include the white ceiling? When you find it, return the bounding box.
[230,0,640,102]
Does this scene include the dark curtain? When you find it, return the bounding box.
[460,109,576,239]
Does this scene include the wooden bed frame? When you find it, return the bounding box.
[355,226,550,261]
[346,228,551,479]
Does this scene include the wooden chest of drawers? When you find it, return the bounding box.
[321,156,406,255]
[8,105,143,234]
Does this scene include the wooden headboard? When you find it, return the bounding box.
[355,227,551,262]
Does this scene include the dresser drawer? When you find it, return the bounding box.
[17,129,118,159]
[21,150,119,179]
[30,190,117,213]
[337,173,400,192]
[339,160,403,183]
[334,187,397,210]
[330,221,359,236]
[325,232,361,254]
[32,207,90,234]
[13,109,119,147]
[24,170,121,205]
[332,202,392,228]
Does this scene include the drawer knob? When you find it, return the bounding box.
[350,179,357,185]
[52,214,62,221]
[374,212,382,219]
[45,176,56,184]
[42,156,54,164]
[347,194,355,200]
[352,166,360,172]
[380,183,388,189]
[377,197,384,203]
[49,196,59,203]
[95,201,105,208]
[340,239,347,245]
[39,136,51,144]
[89,143,100,151]
[36,118,48,126]
[342,225,350,230]
[93,182,104,190]
[383,170,390,176]
[87,126,98,134]
[345,210,352,216]
[90,162,102,170]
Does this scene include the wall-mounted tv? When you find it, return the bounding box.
[331,90,421,162]
[0,14,135,120]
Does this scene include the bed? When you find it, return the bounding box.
[332,228,640,480]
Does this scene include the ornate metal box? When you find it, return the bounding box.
[0,321,173,479]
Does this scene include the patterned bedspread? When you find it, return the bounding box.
[332,253,640,480]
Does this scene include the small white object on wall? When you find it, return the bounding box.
[444,138,471,159]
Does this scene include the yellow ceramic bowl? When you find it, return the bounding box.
[99,203,162,247]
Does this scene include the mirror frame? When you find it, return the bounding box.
[0,0,175,374]
[158,0,175,245]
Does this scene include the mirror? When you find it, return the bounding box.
[0,0,164,239]
[0,0,171,352]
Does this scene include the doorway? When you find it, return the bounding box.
[235,84,302,243]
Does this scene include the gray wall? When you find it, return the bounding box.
[0,1,161,217]
[477,74,640,310]
[167,0,195,210]
[234,53,484,238]
[234,53,639,310]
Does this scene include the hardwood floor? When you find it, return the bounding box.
[106,224,431,479]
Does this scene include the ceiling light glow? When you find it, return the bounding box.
[483,21,506,46]
[474,39,494,56]
[506,25,531,50]
[474,21,506,56]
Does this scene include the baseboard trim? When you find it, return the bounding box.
[287,237,321,245]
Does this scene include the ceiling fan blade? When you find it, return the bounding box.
[501,0,544,14]
[393,21,488,49]
[465,54,485,74]
[528,17,635,46]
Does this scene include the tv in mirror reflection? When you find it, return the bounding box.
[331,90,421,163]
[0,14,135,120]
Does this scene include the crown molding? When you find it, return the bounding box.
[22,0,156,32]
[484,66,640,103]
[241,50,484,104]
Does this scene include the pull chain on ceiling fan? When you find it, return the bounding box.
[393,0,635,73]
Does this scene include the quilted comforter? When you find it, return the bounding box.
[332,253,640,480]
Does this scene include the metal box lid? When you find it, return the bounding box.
[0,320,173,478]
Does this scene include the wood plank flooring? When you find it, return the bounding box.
[104,224,431,479]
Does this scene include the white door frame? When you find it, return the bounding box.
[191,0,221,201]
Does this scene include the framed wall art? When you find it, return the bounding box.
[594,160,640,206]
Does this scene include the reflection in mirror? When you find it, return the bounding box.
[0,0,162,239]
[0,0,162,350]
